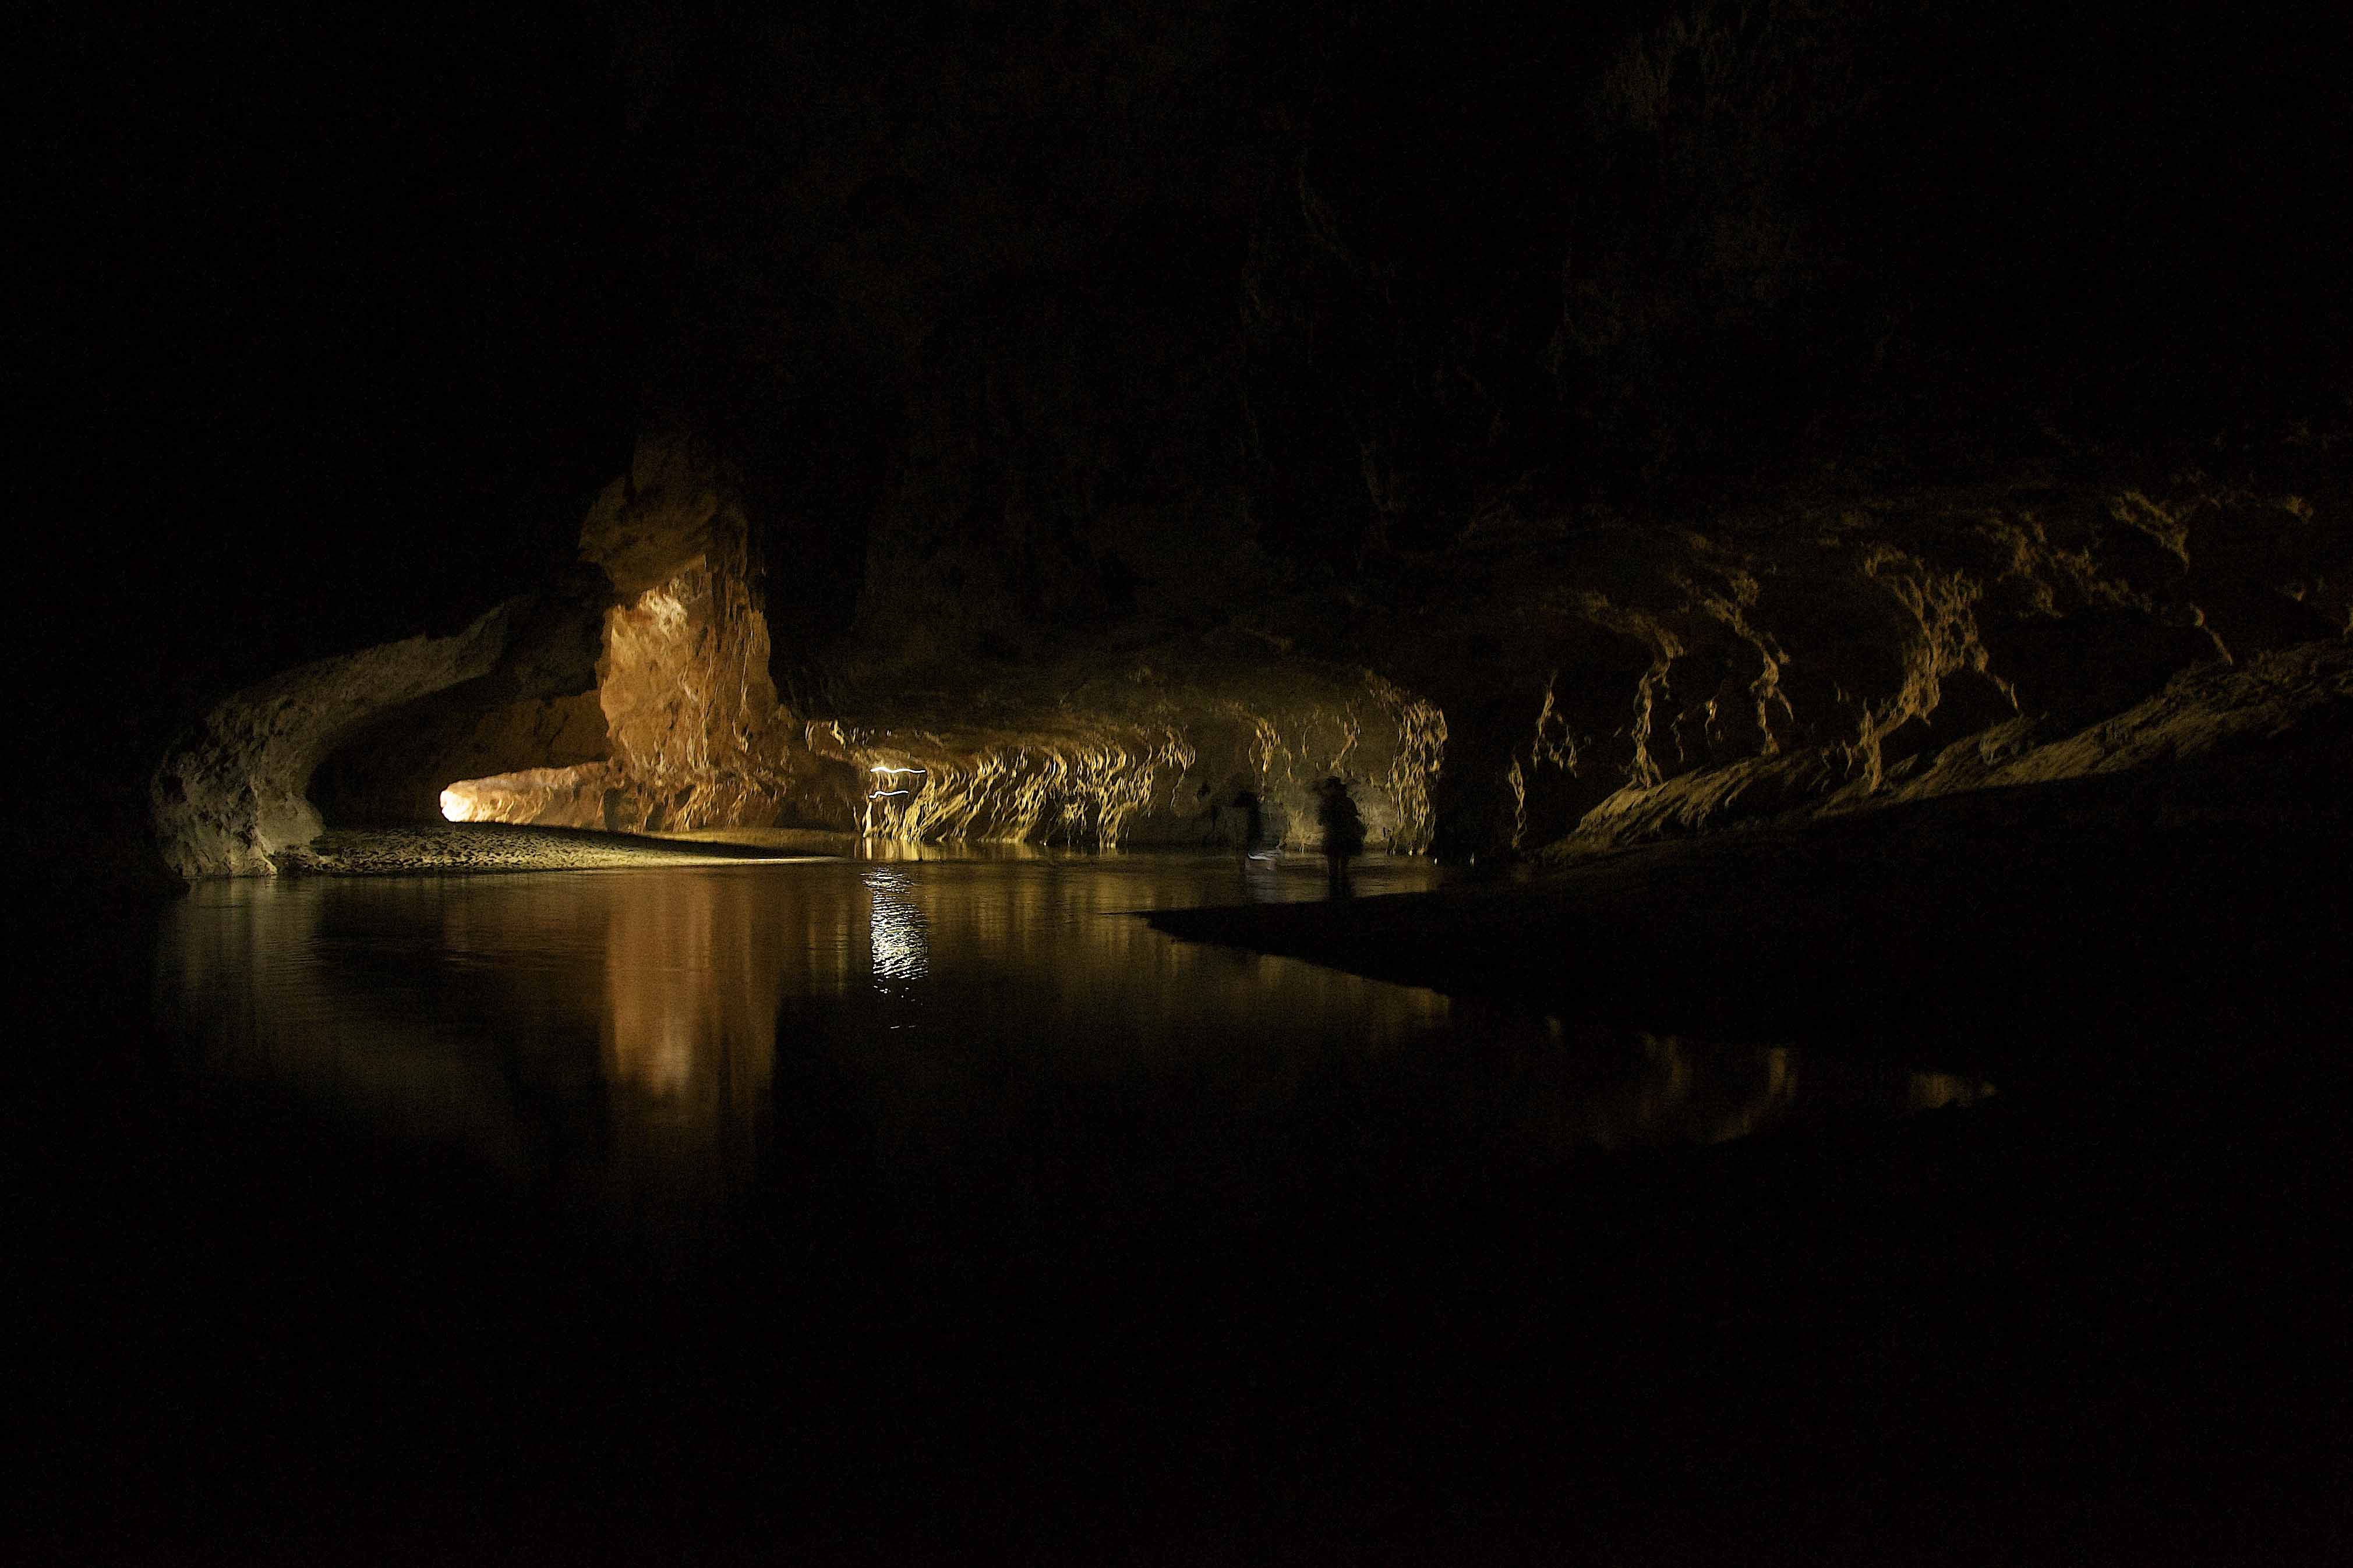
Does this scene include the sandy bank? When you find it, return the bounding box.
[280,823,835,875]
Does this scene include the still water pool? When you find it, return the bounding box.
[154,849,1986,1259]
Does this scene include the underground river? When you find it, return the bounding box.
[12,845,2339,1564]
[153,851,1991,1263]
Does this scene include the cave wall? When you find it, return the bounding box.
[1344,469,2353,856]
[311,691,609,827]
[167,430,2345,878]
[617,1,2342,574]
[580,1,2348,861]
[807,658,1446,854]
[153,572,612,876]
[432,428,1444,853]
[144,3,2350,876]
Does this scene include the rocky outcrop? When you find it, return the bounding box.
[159,446,2348,879]
[126,5,2348,884]
[426,427,1447,855]
[154,601,546,877]
[1559,639,2353,858]
[433,620,1444,854]
[309,691,610,829]
[1294,470,2353,859]
[803,656,1444,852]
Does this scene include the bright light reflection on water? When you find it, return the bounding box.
[863,866,929,984]
[154,852,1988,1253]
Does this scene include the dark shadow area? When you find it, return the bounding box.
[1150,774,2353,1093]
[17,2,2352,1562]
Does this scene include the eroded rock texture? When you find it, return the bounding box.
[153,582,605,876]
[433,437,1445,852]
[808,658,1444,852]
[1418,477,2353,857]
[156,427,2351,879]
[340,437,867,843]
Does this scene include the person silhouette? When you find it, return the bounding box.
[1231,787,1266,861]
[1315,776,1365,896]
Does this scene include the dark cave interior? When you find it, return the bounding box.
[17,4,2353,1563]
[39,2,2351,750]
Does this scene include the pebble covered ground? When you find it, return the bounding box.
[282,824,833,875]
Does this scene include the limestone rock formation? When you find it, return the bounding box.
[155,439,2350,880]
[138,7,2348,880]
[1325,473,2353,859]
[419,426,1447,856]
[154,601,542,877]
[804,656,1444,852]
[1557,639,2353,859]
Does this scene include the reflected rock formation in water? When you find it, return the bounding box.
[594,872,809,1234]
[154,856,1991,1250]
[158,869,839,1245]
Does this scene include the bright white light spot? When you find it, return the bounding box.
[870,764,927,776]
[439,789,468,822]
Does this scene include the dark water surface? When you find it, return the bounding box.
[154,852,1987,1265]
[14,848,2342,1565]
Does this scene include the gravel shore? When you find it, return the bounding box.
[282,824,836,875]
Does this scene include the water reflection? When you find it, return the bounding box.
[863,866,929,983]
[154,854,1990,1254]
